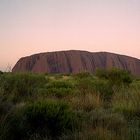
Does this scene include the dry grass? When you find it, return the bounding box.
[69,92,103,111]
[112,87,140,116]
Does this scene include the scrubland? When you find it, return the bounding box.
[0,68,140,140]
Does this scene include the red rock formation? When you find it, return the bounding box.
[12,50,140,75]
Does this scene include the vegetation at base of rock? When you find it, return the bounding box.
[1,100,77,140]
[0,68,140,140]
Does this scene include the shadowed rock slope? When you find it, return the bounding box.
[12,50,140,75]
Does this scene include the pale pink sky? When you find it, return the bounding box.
[0,0,140,71]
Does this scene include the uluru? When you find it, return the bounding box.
[12,50,140,75]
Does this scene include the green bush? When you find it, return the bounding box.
[93,79,113,100]
[40,88,75,98]
[95,68,108,79]
[0,96,13,115]
[73,72,92,79]
[128,118,140,140]
[95,68,133,100]
[1,99,76,140]
[0,73,46,100]
[88,109,127,133]
[42,80,75,98]
[96,68,133,86]
[77,78,94,94]
[112,86,140,119]
[75,73,113,100]
[46,80,74,89]
[60,109,128,140]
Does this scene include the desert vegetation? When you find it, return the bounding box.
[0,68,140,140]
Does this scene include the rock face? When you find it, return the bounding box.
[12,50,140,75]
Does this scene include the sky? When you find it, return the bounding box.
[0,0,140,71]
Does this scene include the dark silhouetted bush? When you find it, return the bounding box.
[1,100,76,140]
[0,71,3,75]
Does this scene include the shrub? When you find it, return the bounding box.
[46,80,74,89]
[96,68,133,87]
[70,93,103,111]
[95,68,108,79]
[87,109,127,135]
[42,80,75,98]
[95,68,133,100]
[1,99,76,140]
[93,79,113,100]
[75,73,113,100]
[0,73,46,100]
[60,128,126,140]
[73,72,92,79]
[60,108,128,140]
[0,71,3,75]
[128,118,140,140]
[0,96,14,115]
[76,77,95,96]
[112,87,140,119]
